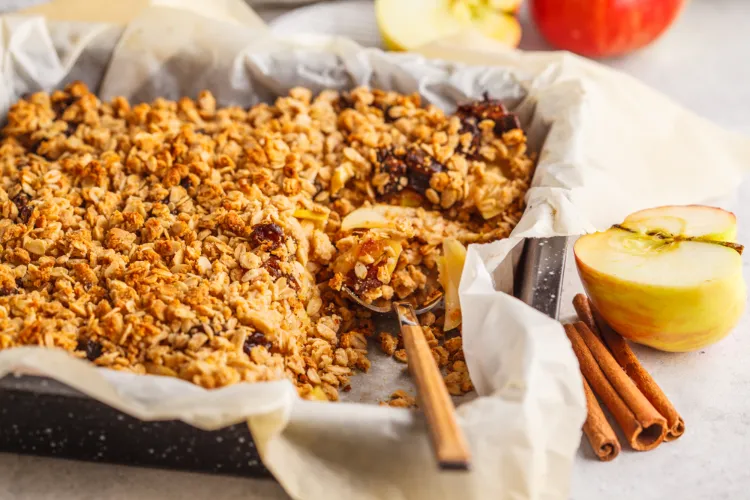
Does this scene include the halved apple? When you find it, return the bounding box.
[575,205,746,352]
[376,0,522,52]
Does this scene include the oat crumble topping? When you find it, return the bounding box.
[0,82,533,401]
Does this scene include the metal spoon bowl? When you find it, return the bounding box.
[341,286,444,315]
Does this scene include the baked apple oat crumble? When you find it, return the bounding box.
[0,82,533,401]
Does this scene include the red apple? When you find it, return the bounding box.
[530,0,686,58]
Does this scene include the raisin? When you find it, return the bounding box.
[179,177,193,190]
[64,122,78,137]
[377,148,408,195]
[15,277,23,288]
[371,101,396,123]
[334,92,356,112]
[52,95,77,117]
[455,94,521,155]
[458,117,481,158]
[456,92,508,122]
[382,105,396,123]
[12,192,31,210]
[494,114,521,134]
[243,332,272,356]
[375,147,444,196]
[403,149,444,195]
[263,256,299,289]
[18,205,33,224]
[263,256,283,279]
[346,263,384,295]
[0,287,19,297]
[76,339,103,361]
[287,276,300,290]
[17,133,43,155]
[249,223,284,250]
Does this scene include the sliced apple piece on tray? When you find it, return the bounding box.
[438,238,468,331]
[575,205,746,353]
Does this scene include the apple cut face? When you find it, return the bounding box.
[576,228,741,289]
[620,205,737,242]
[575,205,746,352]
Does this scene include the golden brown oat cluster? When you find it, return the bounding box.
[0,82,532,401]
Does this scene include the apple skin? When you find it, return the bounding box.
[575,248,746,352]
[530,0,686,58]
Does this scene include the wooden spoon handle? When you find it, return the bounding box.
[394,302,471,471]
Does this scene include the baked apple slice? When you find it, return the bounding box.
[438,238,468,331]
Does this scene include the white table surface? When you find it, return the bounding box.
[1,1,749,499]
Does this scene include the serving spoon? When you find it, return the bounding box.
[342,286,472,471]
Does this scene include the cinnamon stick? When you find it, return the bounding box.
[564,323,667,451]
[573,294,685,441]
[581,377,620,461]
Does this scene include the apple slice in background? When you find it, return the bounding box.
[575,205,746,353]
[375,0,522,52]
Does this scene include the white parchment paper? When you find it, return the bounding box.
[0,2,748,499]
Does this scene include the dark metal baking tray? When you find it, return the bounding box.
[0,236,567,478]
